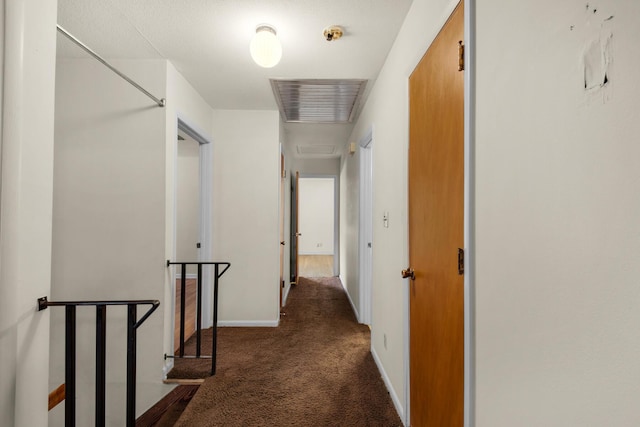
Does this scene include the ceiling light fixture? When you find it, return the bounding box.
[250,24,282,68]
[323,26,343,42]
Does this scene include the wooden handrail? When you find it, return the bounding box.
[48,383,65,411]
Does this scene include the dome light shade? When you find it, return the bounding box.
[250,25,282,68]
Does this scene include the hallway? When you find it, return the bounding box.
[298,255,334,278]
[161,277,401,426]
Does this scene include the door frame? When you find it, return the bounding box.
[358,128,373,325]
[463,0,476,425]
[401,1,476,425]
[279,145,286,307]
[173,117,214,328]
[298,174,340,277]
[290,171,299,284]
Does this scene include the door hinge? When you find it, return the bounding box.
[458,248,464,275]
[458,41,465,72]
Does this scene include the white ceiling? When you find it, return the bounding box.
[57,0,413,159]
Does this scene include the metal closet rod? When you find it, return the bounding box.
[57,24,166,108]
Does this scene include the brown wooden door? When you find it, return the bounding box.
[408,2,464,426]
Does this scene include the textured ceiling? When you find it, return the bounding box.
[57,0,413,158]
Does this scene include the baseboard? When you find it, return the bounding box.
[217,320,279,327]
[282,285,291,307]
[341,277,361,322]
[371,346,405,426]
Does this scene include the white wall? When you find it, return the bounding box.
[292,157,340,175]
[298,178,335,255]
[0,1,57,425]
[475,1,640,425]
[342,0,460,420]
[176,138,200,274]
[51,58,172,426]
[212,110,280,325]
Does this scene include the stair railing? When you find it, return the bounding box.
[38,297,159,427]
[165,261,230,375]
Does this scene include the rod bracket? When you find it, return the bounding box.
[38,296,48,311]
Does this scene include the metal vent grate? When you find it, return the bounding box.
[296,145,336,155]
[270,79,367,123]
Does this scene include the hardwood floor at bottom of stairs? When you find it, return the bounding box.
[174,279,197,353]
[136,385,200,427]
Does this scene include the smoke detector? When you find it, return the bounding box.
[323,26,343,41]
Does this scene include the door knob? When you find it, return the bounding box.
[295,233,302,237]
[280,241,285,246]
[401,268,415,280]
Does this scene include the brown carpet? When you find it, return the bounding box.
[169,276,402,426]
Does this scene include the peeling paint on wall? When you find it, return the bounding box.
[573,3,614,103]
[584,32,612,90]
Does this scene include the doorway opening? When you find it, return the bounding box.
[297,176,339,278]
[359,129,373,325]
[279,149,286,308]
[173,118,212,353]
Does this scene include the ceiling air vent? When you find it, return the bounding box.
[270,79,367,123]
[296,145,336,155]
